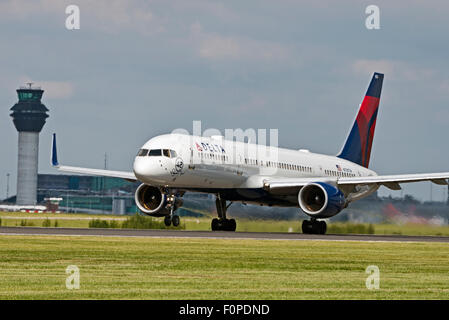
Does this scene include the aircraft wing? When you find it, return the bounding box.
[55,165,137,181]
[337,173,449,189]
[264,172,449,192]
[51,134,137,181]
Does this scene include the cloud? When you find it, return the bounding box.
[0,0,163,35]
[352,59,436,81]
[439,80,449,95]
[0,0,63,19]
[352,59,395,76]
[18,76,74,99]
[171,0,239,22]
[189,22,290,62]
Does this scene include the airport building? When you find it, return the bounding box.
[36,174,139,214]
[3,174,139,214]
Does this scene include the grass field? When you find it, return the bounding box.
[0,234,448,299]
[2,211,449,236]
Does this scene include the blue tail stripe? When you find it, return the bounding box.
[339,122,362,165]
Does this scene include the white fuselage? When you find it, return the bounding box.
[133,134,378,204]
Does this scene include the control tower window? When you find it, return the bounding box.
[148,149,162,156]
[18,92,40,101]
[137,149,148,156]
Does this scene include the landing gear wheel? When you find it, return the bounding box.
[172,215,180,227]
[211,218,236,231]
[228,219,236,232]
[318,221,327,235]
[211,218,219,231]
[302,220,312,234]
[302,220,327,235]
[164,215,172,227]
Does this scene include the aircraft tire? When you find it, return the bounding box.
[164,215,172,227]
[302,220,327,235]
[172,215,180,227]
[211,218,219,231]
[228,219,236,232]
[319,221,327,235]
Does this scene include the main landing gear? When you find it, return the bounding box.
[211,195,236,231]
[302,219,327,235]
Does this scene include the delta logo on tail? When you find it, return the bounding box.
[338,72,383,168]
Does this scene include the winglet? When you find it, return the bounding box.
[51,133,59,167]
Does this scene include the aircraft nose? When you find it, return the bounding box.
[133,157,151,179]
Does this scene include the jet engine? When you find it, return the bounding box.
[298,182,346,218]
[134,184,182,217]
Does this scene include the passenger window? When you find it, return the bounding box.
[148,149,162,156]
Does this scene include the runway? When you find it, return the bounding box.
[1,226,448,243]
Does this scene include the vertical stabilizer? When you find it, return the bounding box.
[337,73,384,168]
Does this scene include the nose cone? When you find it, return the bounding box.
[133,157,167,183]
[133,157,152,180]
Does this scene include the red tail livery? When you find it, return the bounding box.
[338,72,383,168]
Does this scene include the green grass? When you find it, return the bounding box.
[2,211,449,236]
[0,235,448,299]
[374,223,449,236]
[0,211,124,219]
[0,211,126,228]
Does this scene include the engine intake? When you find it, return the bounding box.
[298,182,345,218]
[135,184,168,216]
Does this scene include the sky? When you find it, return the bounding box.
[0,0,448,202]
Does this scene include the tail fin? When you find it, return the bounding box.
[51,133,59,167]
[337,72,384,168]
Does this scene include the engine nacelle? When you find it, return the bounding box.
[298,182,345,218]
[135,184,169,216]
[134,184,184,217]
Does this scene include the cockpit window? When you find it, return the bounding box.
[137,149,148,156]
[148,149,162,156]
[147,149,177,157]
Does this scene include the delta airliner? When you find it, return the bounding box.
[51,73,449,234]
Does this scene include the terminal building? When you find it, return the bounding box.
[37,174,139,214]
[3,174,139,214]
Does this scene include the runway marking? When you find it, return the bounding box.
[0,227,448,243]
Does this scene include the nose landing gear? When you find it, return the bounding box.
[163,194,181,227]
[164,214,180,227]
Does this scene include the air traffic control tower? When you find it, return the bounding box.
[10,83,49,205]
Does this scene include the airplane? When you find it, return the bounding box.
[51,72,449,234]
